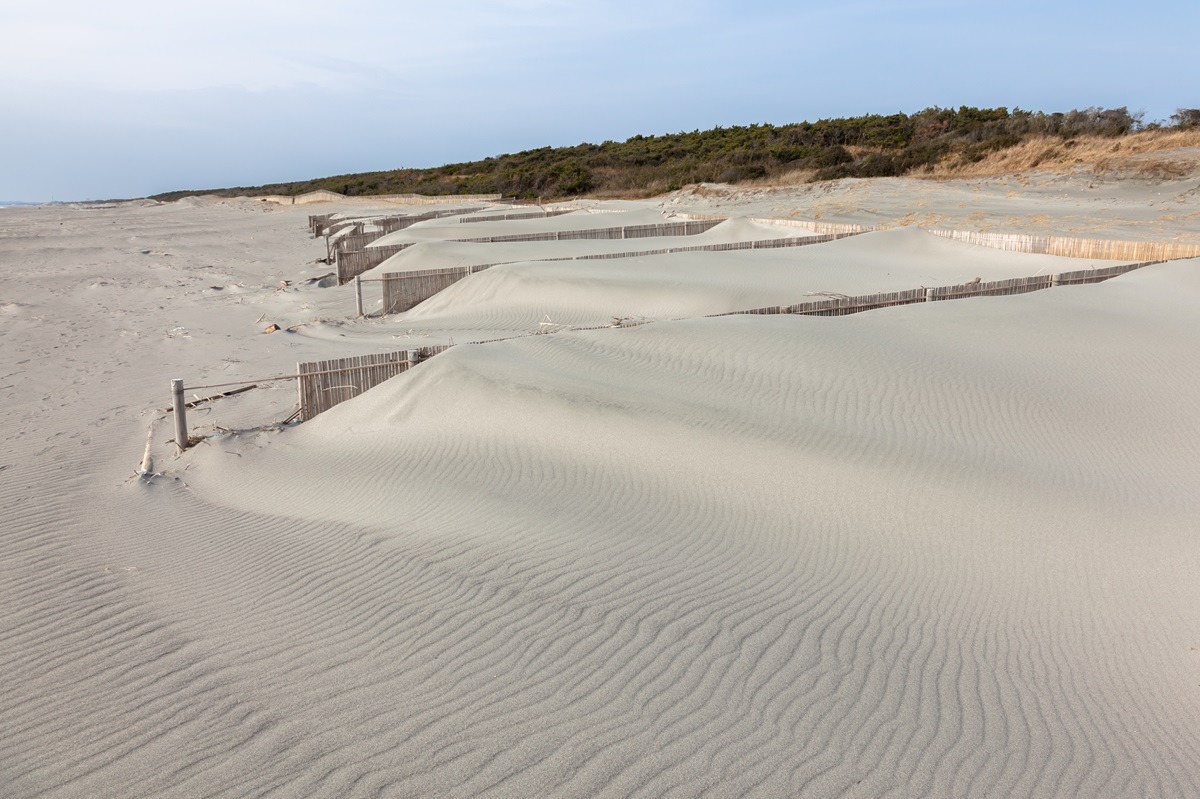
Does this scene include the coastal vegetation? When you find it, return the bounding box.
[153,106,1200,202]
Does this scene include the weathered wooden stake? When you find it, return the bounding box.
[296,363,304,422]
[1051,274,1061,287]
[354,274,364,317]
[171,378,189,452]
[407,349,421,367]
[925,288,935,302]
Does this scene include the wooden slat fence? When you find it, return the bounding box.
[326,220,365,237]
[459,210,575,224]
[336,244,415,284]
[335,230,388,254]
[308,213,336,235]
[373,232,862,314]
[925,230,1200,261]
[297,345,455,421]
[671,212,871,236]
[723,261,1163,318]
[338,218,734,286]
[455,219,723,244]
[379,266,476,314]
[671,213,1200,260]
[299,257,1169,421]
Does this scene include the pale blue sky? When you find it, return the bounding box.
[1,0,1194,200]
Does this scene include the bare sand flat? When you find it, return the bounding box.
[2,183,1199,797]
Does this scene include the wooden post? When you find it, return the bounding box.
[407,349,421,366]
[354,274,364,317]
[325,233,332,263]
[296,363,304,422]
[1051,274,1061,287]
[171,379,189,452]
[925,288,935,302]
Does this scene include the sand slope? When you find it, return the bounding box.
[392,227,1141,331]
[180,263,1199,796]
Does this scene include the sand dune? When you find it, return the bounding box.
[363,216,818,277]
[3,191,1199,797]
[190,262,1200,796]
[389,227,1140,331]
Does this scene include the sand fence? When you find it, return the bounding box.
[334,218,727,285]
[340,213,1200,315]
[308,258,1163,419]
[923,229,1200,261]
[366,231,860,315]
[457,209,575,224]
[165,255,1167,447]
[673,213,1200,261]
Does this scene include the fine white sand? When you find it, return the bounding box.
[2,184,1199,798]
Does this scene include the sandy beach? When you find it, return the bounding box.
[3,172,1199,797]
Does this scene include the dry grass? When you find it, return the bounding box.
[920,128,1200,180]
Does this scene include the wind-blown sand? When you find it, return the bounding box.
[2,180,1199,797]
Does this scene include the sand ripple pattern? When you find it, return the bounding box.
[3,197,1199,797]
[159,264,1200,796]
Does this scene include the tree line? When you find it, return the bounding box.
[153,106,1200,202]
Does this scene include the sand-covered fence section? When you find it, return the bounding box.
[457,209,575,224]
[300,258,1165,420]
[675,212,1200,261]
[297,346,451,421]
[926,229,1200,260]
[375,230,862,314]
[337,218,725,285]
[338,245,415,283]
[671,211,871,236]
[330,208,493,281]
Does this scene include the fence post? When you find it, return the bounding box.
[296,363,304,422]
[171,379,189,452]
[407,349,421,367]
[354,274,364,317]
[1051,274,1061,287]
[925,288,935,302]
